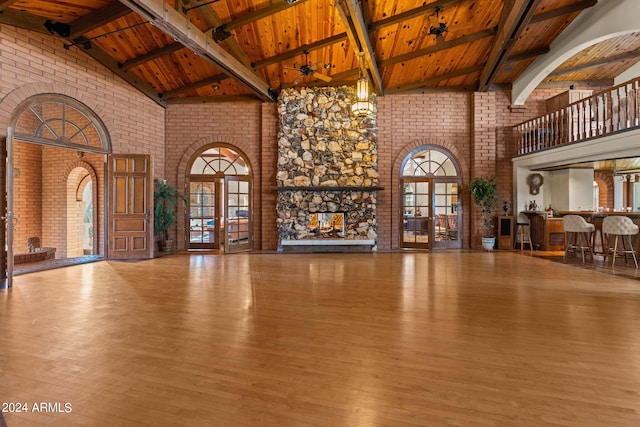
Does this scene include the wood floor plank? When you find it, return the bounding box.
[1,252,640,426]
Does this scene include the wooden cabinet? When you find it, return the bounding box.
[546,89,592,113]
[497,216,513,250]
[524,212,566,251]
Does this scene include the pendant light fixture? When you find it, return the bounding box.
[351,52,374,117]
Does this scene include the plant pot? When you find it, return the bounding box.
[481,237,496,252]
[159,239,175,253]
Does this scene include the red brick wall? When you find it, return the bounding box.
[594,171,614,209]
[379,92,472,249]
[165,102,268,251]
[260,103,278,251]
[1,23,617,256]
[13,142,42,254]
[0,24,164,258]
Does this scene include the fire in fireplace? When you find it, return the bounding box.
[308,212,345,238]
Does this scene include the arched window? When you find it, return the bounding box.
[12,94,111,153]
[188,145,252,252]
[400,146,462,250]
[190,147,249,175]
[402,148,458,177]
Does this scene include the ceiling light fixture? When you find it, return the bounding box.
[351,52,374,117]
[429,6,448,37]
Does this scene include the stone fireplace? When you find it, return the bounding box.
[276,86,378,251]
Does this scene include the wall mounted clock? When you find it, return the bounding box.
[527,173,543,195]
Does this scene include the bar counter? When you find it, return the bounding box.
[556,211,640,255]
[522,211,565,251]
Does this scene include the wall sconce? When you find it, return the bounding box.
[351,52,374,117]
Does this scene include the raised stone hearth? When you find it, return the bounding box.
[276,86,378,252]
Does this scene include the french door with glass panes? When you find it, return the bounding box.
[224,176,251,253]
[401,178,461,249]
[433,180,461,249]
[401,179,433,249]
[189,178,221,249]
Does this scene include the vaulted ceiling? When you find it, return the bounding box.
[1,0,637,107]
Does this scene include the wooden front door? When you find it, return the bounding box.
[108,155,153,259]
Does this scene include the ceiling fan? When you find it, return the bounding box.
[285,49,332,85]
[407,6,449,46]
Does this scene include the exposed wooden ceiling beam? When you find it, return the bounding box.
[369,0,466,32]
[0,7,166,106]
[253,0,467,72]
[216,0,311,32]
[477,0,543,91]
[68,2,132,40]
[118,42,184,71]
[548,50,640,77]
[0,0,19,12]
[402,85,476,94]
[282,68,360,89]
[335,0,384,95]
[252,33,348,69]
[378,28,496,68]
[160,73,229,99]
[506,46,550,63]
[193,1,253,69]
[165,95,261,104]
[386,64,484,94]
[530,0,597,24]
[119,0,275,102]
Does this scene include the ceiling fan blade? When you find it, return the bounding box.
[314,72,332,83]
[292,74,304,86]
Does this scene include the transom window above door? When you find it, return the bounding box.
[190,147,249,175]
[402,149,458,177]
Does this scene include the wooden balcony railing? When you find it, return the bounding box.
[515,78,640,155]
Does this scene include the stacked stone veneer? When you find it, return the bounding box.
[276,87,378,243]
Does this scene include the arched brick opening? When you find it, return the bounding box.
[390,138,470,249]
[176,138,256,252]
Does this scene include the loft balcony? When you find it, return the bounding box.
[515,78,640,156]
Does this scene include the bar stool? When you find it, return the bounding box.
[602,216,639,268]
[562,215,595,263]
[514,222,533,253]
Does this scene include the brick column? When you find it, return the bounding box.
[471,92,497,248]
[260,103,278,251]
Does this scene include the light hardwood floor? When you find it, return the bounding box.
[1,251,640,426]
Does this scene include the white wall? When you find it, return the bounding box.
[549,169,570,211]
[568,168,595,211]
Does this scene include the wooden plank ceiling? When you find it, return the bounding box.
[0,0,635,106]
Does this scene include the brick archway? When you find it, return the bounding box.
[389,138,471,249]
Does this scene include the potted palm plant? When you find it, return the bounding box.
[469,175,499,251]
[153,179,185,253]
